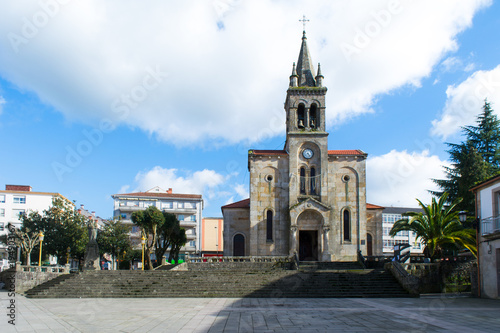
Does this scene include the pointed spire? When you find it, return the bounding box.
[296,30,316,87]
[315,63,323,87]
[289,62,298,87]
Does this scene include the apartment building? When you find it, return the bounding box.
[111,186,203,258]
[201,217,223,257]
[0,184,72,262]
[381,207,425,257]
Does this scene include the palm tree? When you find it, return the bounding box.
[389,193,477,260]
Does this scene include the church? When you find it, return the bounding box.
[222,31,370,262]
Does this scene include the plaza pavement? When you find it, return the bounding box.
[1,290,500,332]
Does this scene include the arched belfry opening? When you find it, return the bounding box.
[310,103,318,129]
[297,104,305,128]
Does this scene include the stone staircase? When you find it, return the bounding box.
[24,262,413,298]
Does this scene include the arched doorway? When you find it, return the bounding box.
[367,233,373,256]
[233,234,245,256]
[296,210,323,261]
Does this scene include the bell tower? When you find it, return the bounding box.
[284,30,329,203]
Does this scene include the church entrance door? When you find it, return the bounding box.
[299,230,318,261]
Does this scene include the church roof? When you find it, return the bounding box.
[296,31,316,87]
[250,150,288,156]
[221,198,250,209]
[328,149,366,156]
[367,203,385,209]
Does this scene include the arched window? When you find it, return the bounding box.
[266,210,273,241]
[233,234,245,256]
[309,104,317,128]
[310,167,316,195]
[297,104,305,128]
[300,167,306,194]
[343,209,351,241]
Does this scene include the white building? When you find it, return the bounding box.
[111,186,203,259]
[471,174,500,299]
[382,207,425,257]
[0,185,72,265]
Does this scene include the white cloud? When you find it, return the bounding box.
[441,56,462,73]
[0,0,491,145]
[0,95,5,114]
[367,150,449,208]
[234,183,248,199]
[431,65,500,139]
[131,167,225,196]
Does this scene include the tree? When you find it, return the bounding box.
[390,193,476,261]
[433,100,500,212]
[155,212,180,265]
[131,206,164,270]
[1,219,41,265]
[97,218,132,269]
[14,198,88,265]
[463,100,500,170]
[168,227,187,263]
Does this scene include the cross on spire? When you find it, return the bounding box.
[299,15,309,32]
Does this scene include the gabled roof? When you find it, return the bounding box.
[367,203,385,209]
[112,192,201,199]
[470,173,500,192]
[221,198,250,209]
[328,149,366,156]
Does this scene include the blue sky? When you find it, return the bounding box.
[1,0,500,219]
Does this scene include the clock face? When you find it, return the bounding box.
[302,148,314,159]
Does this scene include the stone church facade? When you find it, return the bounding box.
[222,32,368,262]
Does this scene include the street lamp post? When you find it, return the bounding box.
[67,247,71,265]
[141,236,146,271]
[38,231,44,267]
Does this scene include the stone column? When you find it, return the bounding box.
[322,225,331,261]
[289,225,298,256]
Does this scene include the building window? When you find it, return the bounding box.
[0,222,4,231]
[0,208,4,217]
[266,210,273,241]
[310,167,317,195]
[13,196,26,204]
[189,241,196,247]
[178,215,185,221]
[297,104,305,128]
[343,209,351,241]
[309,104,317,128]
[120,214,127,219]
[0,195,5,203]
[12,209,25,219]
[185,215,195,222]
[178,202,184,209]
[300,167,306,194]
[162,202,173,209]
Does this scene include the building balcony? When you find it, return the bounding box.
[180,221,197,228]
[186,233,197,240]
[482,215,500,239]
[118,205,145,212]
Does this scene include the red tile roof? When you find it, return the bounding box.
[367,203,385,209]
[221,198,250,209]
[250,150,288,156]
[328,150,366,156]
[112,192,202,199]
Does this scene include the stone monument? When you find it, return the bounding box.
[83,219,100,270]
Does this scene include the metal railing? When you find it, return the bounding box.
[481,215,500,235]
[15,262,71,273]
[186,256,293,264]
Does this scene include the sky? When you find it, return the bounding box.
[1,0,500,219]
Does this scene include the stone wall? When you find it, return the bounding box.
[0,263,70,294]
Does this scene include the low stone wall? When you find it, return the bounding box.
[0,262,70,294]
[184,256,294,271]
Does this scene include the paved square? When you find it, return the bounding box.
[1,291,500,332]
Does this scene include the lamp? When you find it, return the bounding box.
[38,231,44,267]
[458,211,467,224]
[141,236,146,271]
